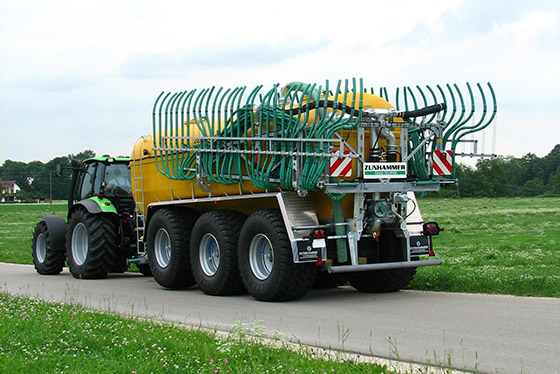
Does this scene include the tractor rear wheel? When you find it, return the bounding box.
[190,210,246,296]
[147,208,198,289]
[66,208,117,279]
[32,221,66,275]
[238,209,316,301]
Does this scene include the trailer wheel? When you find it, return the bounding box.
[190,210,246,296]
[347,230,416,292]
[347,268,417,292]
[313,271,347,289]
[137,264,152,276]
[66,208,117,279]
[147,208,198,289]
[32,221,65,275]
[238,209,316,301]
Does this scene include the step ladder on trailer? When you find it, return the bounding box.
[132,138,147,257]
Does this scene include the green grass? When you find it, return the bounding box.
[412,196,560,297]
[1,197,558,297]
[0,292,391,374]
[0,202,66,264]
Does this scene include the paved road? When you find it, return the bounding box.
[1,263,559,374]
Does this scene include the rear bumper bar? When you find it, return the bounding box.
[327,259,442,273]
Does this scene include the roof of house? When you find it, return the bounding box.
[1,180,18,189]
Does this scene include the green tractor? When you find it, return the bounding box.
[31,157,149,278]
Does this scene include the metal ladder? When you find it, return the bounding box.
[132,138,147,255]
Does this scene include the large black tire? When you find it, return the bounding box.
[346,268,417,293]
[66,208,117,279]
[147,208,198,289]
[238,209,316,302]
[313,271,347,289]
[347,230,416,293]
[190,210,246,296]
[32,221,66,275]
[137,264,152,276]
[111,253,129,273]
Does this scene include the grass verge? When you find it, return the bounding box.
[0,292,391,374]
[0,202,66,264]
[412,196,560,297]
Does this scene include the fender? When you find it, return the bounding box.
[39,215,67,252]
[70,197,119,216]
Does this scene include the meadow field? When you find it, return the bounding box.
[1,197,559,297]
[413,196,560,297]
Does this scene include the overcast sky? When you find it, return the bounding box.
[1,0,559,164]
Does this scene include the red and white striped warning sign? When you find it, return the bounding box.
[433,150,453,175]
[330,150,352,177]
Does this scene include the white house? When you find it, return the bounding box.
[0,180,22,202]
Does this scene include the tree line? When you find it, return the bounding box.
[438,144,560,197]
[0,150,96,201]
[1,145,559,201]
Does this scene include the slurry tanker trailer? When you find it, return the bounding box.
[32,79,497,301]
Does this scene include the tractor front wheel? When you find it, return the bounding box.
[32,221,66,275]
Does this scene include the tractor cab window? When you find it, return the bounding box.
[103,163,132,197]
[78,163,98,200]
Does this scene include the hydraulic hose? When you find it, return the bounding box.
[394,103,446,120]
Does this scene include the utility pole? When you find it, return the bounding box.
[49,170,52,206]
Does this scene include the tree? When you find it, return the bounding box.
[520,178,546,196]
[68,150,96,162]
[15,189,29,202]
[546,167,560,195]
[26,160,47,198]
[455,163,493,197]
[476,157,513,197]
[47,157,73,200]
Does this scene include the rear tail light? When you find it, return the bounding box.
[313,229,326,239]
[423,222,442,236]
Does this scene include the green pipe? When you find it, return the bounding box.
[331,189,348,263]
[443,83,474,148]
[407,86,418,109]
[452,83,495,145]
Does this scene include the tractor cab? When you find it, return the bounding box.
[69,157,134,214]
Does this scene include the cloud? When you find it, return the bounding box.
[1,0,559,163]
[18,75,95,93]
[120,39,330,80]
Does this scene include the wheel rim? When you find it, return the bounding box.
[71,223,88,266]
[36,233,47,263]
[248,233,274,280]
[199,233,220,276]
[154,228,172,268]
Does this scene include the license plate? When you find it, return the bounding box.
[409,235,431,256]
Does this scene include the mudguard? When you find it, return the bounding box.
[71,197,118,215]
[39,215,67,252]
